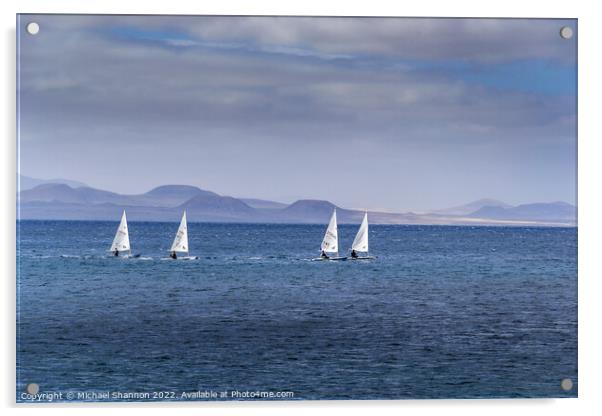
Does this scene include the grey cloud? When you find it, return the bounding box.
[17,15,576,210]
[19,22,572,134]
[189,16,576,63]
[21,15,576,63]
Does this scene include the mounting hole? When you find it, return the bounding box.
[560,26,573,40]
[561,378,573,391]
[26,383,39,394]
[26,22,40,35]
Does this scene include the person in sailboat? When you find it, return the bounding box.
[320,250,330,259]
[114,250,119,257]
[351,249,358,258]
[170,251,177,259]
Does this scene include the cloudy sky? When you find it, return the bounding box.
[17,15,576,211]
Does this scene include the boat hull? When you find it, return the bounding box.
[165,256,198,260]
[108,252,140,259]
[312,256,348,261]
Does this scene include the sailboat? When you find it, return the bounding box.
[349,211,374,260]
[168,211,197,260]
[110,210,133,257]
[315,208,346,261]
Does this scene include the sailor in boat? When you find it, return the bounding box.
[114,250,119,257]
[170,251,177,260]
[351,249,358,258]
[320,250,330,259]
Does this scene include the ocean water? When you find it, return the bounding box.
[16,221,577,401]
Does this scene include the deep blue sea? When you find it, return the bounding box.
[16,221,577,401]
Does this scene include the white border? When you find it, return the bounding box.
[2,1,600,415]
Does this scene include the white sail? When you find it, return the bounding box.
[170,211,189,253]
[352,212,369,252]
[321,209,338,253]
[110,210,131,252]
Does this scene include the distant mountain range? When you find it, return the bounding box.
[19,175,87,191]
[16,175,576,226]
[433,198,512,216]
[468,201,576,222]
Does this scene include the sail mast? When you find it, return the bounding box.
[110,210,131,253]
[351,211,369,253]
[321,209,338,253]
[170,211,189,254]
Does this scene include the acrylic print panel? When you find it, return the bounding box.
[16,15,577,402]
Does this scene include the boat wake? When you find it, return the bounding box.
[56,254,154,260]
[160,256,198,261]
